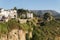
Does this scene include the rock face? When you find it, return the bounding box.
[55,36,60,40]
[0,29,32,40]
[1,34,7,40]
[8,29,19,40]
[8,29,26,40]
[19,30,26,40]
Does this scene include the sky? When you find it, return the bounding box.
[0,0,60,12]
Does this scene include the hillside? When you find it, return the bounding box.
[0,17,60,40]
[0,10,60,40]
[32,20,60,40]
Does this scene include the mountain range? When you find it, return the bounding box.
[31,10,60,19]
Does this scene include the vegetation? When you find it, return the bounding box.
[0,11,60,40]
[0,18,33,34]
[32,20,60,40]
[43,12,53,21]
[13,7,17,10]
[17,9,29,18]
[31,12,60,40]
[0,22,8,34]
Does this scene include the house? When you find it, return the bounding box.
[21,14,26,19]
[0,9,17,22]
[21,12,33,19]
[1,9,9,17]
[27,12,33,19]
[8,9,17,19]
[0,14,3,20]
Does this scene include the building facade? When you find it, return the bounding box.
[0,9,17,22]
[27,12,33,19]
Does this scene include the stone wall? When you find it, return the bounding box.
[19,19,27,24]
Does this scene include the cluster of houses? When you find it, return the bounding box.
[0,8,33,40]
[0,8,33,22]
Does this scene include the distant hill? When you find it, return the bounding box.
[31,10,60,19]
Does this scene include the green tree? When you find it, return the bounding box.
[17,9,28,18]
[43,12,52,21]
[13,7,17,10]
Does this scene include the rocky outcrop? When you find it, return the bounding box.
[0,34,7,40]
[0,29,32,40]
[8,29,19,40]
[19,30,26,40]
[55,35,60,40]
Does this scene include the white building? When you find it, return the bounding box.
[21,12,33,19]
[0,9,17,22]
[0,14,3,20]
[8,9,17,18]
[27,12,33,19]
[0,9,17,18]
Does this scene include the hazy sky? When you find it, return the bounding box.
[0,0,60,12]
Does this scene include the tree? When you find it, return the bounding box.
[43,12,52,21]
[13,7,17,10]
[17,9,28,18]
